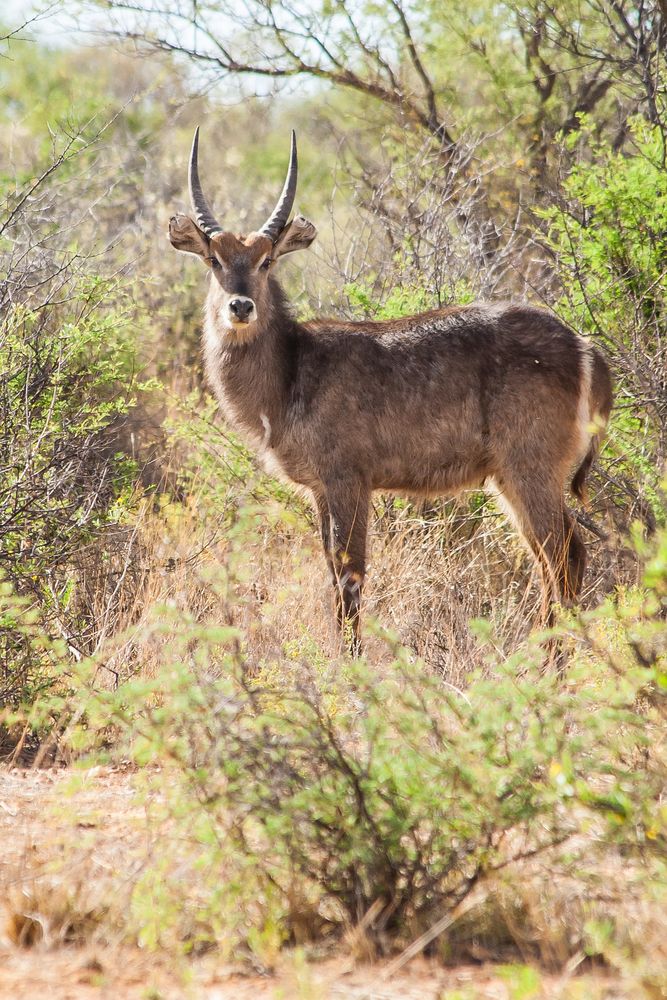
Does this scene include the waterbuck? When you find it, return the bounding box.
[169,128,613,655]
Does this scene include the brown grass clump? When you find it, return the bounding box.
[3,882,106,949]
[0,768,144,953]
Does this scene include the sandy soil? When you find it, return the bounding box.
[0,947,528,1000]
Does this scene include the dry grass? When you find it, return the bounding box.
[81,454,634,692]
[0,768,143,947]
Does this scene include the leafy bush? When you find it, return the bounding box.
[0,128,152,704]
[30,505,665,971]
[541,117,667,527]
[344,278,434,320]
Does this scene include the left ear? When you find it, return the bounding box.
[272,215,318,259]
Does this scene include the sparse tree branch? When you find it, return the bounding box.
[336,0,400,94]
[102,0,459,151]
[0,4,62,53]
[386,0,455,148]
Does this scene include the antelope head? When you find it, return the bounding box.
[169,128,317,336]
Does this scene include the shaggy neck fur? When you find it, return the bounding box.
[202,276,297,448]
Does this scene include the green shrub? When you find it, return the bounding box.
[34,508,666,966]
[540,117,667,526]
[0,275,146,702]
[0,123,153,703]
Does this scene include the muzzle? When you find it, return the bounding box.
[228,296,256,325]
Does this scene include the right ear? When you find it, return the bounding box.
[168,214,210,259]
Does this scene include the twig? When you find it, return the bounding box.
[379,884,488,979]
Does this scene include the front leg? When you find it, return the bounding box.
[315,483,370,657]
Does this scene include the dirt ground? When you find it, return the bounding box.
[0,767,627,999]
[0,947,556,1000]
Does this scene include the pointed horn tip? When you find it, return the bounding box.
[256,129,299,241]
[188,125,223,236]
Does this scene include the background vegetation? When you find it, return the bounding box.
[1,2,666,997]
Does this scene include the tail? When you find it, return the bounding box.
[571,348,613,505]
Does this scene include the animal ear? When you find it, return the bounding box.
[168,213,210,258]
[272,215,317,259]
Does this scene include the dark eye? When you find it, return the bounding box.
[260,257,272,270]
[209,257,221,270]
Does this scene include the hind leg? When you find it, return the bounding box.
[493,475,587,626]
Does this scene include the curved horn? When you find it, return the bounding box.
[189,127,223,237]
[259,130,297,242]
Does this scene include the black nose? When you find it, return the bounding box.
[230,298,254,321]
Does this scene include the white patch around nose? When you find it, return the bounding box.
[227,295,257,326]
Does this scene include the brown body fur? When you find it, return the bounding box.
[170,194,613,655]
